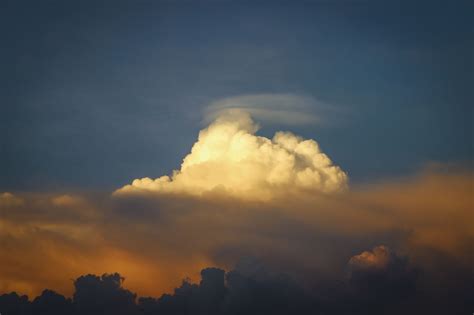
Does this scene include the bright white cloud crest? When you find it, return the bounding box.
[115,110,348,199]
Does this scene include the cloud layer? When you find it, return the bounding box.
[1,168,472,309]
[0,243,470,315]
[203,93,325,126]
[115,110,348,199]
[0,254,417,315]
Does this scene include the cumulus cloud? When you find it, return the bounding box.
[115,110,348,199]
[347,245,417,291]
[348,245,393,270]
[346,245,419,313]
[73,273,137,315]
[0,257,468,315]
[0,268,313,315]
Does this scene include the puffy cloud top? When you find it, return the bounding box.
[114,110,348,199]
[348,245,392,270]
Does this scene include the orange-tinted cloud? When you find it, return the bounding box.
[0,168,472,299]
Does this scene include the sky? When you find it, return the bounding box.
[0,1,473,314]
[1,0,472,191]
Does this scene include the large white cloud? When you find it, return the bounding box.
[114,110,348,199]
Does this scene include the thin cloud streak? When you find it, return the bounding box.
[203,94,334,126]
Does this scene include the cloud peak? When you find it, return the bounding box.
[114,110,348,199]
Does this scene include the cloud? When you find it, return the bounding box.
[114,110,348,199]
[203,93,326,126]
[73,273,137,315]
[0,292,30,315]
[0,255,465,315]
[0,192,24,208]
[0,168,472,313]
[346,246,419,313]
[348,245,393,270]
[51,194,85,207]
[0,268,313,315]
[31,290,72,315]
[347,245,417,292]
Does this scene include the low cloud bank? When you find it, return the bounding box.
[0,169,472,314]
[0,248,444,315]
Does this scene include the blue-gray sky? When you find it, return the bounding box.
[1,0,472,191]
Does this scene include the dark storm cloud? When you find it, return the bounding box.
[0,249,471,315]
[0,261,408,315]
[73,273,137,315]
[345,246,418,314]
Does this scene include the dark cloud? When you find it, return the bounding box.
[73,273,137,315]
[1,249,471,315]
[0,292,29,315]
[344,246,418,314]
[31,290,72,315]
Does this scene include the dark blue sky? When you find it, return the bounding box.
[1,0,472,191]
